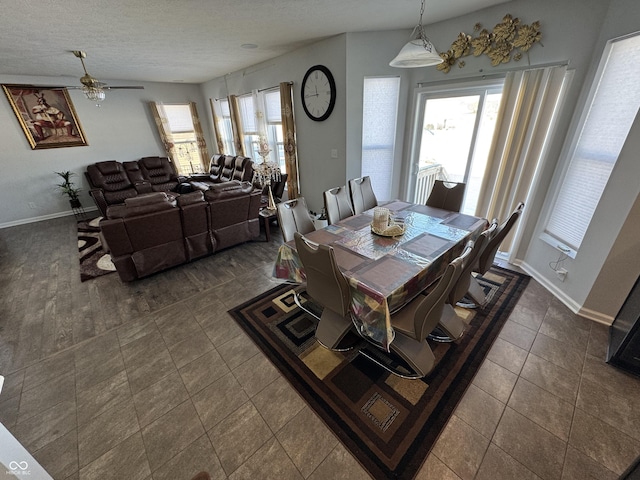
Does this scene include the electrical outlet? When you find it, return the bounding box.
[556,268,568,282]
[331,149,338,159]
[28,202,36,209]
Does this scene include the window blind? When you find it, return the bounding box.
[545,33,640,251]
[238,95,257,133]
[264,90,281,123]
[164,104,194,133]
[362,77,401,201]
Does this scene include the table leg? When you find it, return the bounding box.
[263,215,271,242]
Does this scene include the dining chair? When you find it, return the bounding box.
[359,247,468,378]
[323,186,354,224]
[447,221,497,308]
[293,232,355,350]
[348,176,378,214]
[466,202,525,306]
[425,180,466,212]
[276,197,316,243]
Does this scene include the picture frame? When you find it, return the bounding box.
[2,84,88,149]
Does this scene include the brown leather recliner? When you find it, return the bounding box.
[100,184,261,281]
[208,154,225,179]
[87,157,193,216]
[86,161,140,217]
[100,192,187,282]
[123,161,153,194]
[205,181,262,250]
[178,191,214,261]
[138,156,185,192]
[217,155,253,183]
[189,155,254,191]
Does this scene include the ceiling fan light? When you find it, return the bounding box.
[390,37,444,68]
[82,85,105,103]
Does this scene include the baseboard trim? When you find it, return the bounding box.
[517,260,583,314]
[0,206,98,230]
[516,260,613,326]
[577,307,614,326]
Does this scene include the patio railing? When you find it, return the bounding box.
[413,164,444,204]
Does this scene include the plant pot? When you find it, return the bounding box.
[69,198,82,209]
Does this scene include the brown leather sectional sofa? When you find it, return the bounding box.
[85,155,255,217]
[99,182,261,281]
[188,154,254,191]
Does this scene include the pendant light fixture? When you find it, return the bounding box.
[390,0,443,68]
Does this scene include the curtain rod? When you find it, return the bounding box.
[417,61,570,88]
[214,81,293,101]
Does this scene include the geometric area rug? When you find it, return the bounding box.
[229,266,530,479]
[78,217,116,282]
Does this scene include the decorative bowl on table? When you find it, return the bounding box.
[371,207,406,237]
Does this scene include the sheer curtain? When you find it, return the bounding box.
[476,65,571,259]
[228,94,245,156]
[209,98,226,154]
[280,82,300,199]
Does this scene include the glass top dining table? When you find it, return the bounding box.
[273,200,487,351]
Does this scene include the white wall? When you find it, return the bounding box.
[519,0,640,321]
[200,35,348,215]
[576,0,640,320]
[574,113,640,323]
[344,30,415,199]
[0,75,210,227]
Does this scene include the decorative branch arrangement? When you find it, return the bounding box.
[437,14,542,73]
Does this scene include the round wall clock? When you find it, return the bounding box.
[301,65,336,121]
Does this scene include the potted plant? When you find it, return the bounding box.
[55,171,82,209]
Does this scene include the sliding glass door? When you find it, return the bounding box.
[409,81,503,215]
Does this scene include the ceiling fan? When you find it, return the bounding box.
[71,50,143,105]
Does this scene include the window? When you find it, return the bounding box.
[544,33,640,255]
[263,89,286,172]
[163,104,206,175]
[214,98,235,155]
[410,81,503,215]
[362,77,400,201]
[238,94,259,158]
[237,89,287,175]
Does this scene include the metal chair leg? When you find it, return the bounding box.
[294,290,356,352]
[357,349,423,379]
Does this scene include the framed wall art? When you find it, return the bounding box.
[2,84,88,149]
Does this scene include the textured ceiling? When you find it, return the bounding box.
[0,0,510,85]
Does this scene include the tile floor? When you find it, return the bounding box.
[0,216,639,479]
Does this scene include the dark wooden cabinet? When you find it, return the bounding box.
[607,276,640,377]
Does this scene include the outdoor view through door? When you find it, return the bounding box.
[412,82,504,215]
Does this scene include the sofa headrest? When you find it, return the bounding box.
[104,192,177,218]
[96,161,123,175]
[177,191,205,206]
[125,192,173,206]
[204,181,254,201]
[140,156,165,169]
[87,161,132,190]
[209,154,224,174]
[123,161,141,172]
[235,156,248,169]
